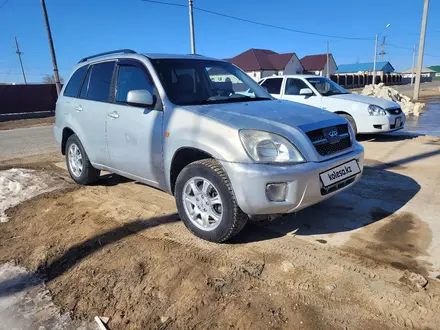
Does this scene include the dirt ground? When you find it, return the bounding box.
[1,135,440,329]
[0,116,54,131]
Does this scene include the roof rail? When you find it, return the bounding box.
[78,49,137,63]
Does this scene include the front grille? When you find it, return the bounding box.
[386,108,402,115]
[306,124,352,156]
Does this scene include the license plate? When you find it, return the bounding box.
[320,160,361,187]
[395,118,401,127]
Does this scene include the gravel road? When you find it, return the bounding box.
[0,126,58,161]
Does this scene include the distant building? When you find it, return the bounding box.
[428,66,440,79]
[300,54,338,76]
[336,61,395,75]
[401,67,436,82]
[227,48,304,81]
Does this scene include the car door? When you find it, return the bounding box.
[282,78,322,108]
[106,59,163,184]
[74,61,116,166]
[260,77,283,99]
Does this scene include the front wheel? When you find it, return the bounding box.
[339,113,358,135]
[175,159,248,242]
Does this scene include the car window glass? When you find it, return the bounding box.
[261,78,282,94]
[285,78,309,95]
[206,66,251,96]
[86,61,115,102]
[63,66,87,97]
[116,65,155,103]
[79,67,92,99]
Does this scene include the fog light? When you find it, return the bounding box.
[266,183,288,202]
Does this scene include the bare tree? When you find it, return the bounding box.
[42,74,64,84]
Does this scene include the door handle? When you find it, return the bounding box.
[108,111,120,119]
[75,105,83,112]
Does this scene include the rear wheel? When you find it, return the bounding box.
[65,134,100,185]
[340,113,358,135]
[175,159,248,242]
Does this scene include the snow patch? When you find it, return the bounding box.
[0,263,93,330]
[0,169,59,223]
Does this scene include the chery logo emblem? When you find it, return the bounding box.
[328,130,339,138]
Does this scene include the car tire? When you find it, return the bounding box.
[65,134,100,185]
[175,159,248,243]
[340,113,358,135]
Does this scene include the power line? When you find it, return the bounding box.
[0,0,9,9]
[142,0,374,41]
[388,43,440,57]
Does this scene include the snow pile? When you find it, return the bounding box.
[0,169,57,223]
[0,263,92,329]
[360,83,425,116]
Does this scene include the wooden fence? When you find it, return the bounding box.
[329,73,403,89]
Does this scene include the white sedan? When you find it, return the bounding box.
[259,75,405,134]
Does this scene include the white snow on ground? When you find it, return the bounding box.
[0,263,94,330]
[0,169,59,223]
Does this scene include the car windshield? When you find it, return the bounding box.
[150,58,272,106]
[306,77,349,96]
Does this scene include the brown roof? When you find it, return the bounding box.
[300,54,331,71]
[227,48,300,71]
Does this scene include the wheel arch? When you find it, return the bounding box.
[169,147,214,195]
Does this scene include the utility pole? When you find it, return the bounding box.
[379,36,387,60]
[14,37,27,84]
[41,0,61,95]
[372,34,378,85]
[414,0,429,101]
[188,0,196,54]
[326,41,330,78]
[411,45,416,86]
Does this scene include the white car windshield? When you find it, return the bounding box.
[306,77,349,97]
[151,59,272,106]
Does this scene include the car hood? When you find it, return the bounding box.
[329,93,398,109]
[188,100,343,130]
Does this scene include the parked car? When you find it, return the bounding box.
[54,50,364,242]
[259,75,406,134]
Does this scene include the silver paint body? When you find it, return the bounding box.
[54,53,364,215]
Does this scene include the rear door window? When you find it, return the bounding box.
[63,66,87,97]
[85,61,115,102]
[261,78,282,94]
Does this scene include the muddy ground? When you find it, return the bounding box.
[0,117,55,131]
[1,135,440,329]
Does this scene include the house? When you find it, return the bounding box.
[401,67,436,83]
[300,54,337,76]
[226,49,304,81]
[428,66,440,79]
[336,61,395,74]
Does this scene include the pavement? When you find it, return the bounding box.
[0,126,58,161]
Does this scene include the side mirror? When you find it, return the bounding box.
[127,89,154,107]
[299,88,314,96]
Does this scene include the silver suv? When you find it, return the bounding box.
[54,49,364,242]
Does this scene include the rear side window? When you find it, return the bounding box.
[261,78,282,94]
[63,66,87,97]
[86,61,115,102]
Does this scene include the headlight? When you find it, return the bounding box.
[239,130,305,163]
[368,104,387,116]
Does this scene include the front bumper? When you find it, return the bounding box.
[358,113,406,133]
[220,143,364,215]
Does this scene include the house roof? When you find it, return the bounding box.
[300,54,330,71]
[401,67,436,74]
[227,48,300,71]
[336,61,394,73]
[429,66,440,73]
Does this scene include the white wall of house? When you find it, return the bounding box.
[283,56,304,74]
[246,71,262,81]
[402,72,436,78]
[323,56,338,76]
[261,70,278,78]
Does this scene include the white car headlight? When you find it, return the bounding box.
[368,104,387,116]
[239,130,305,163]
